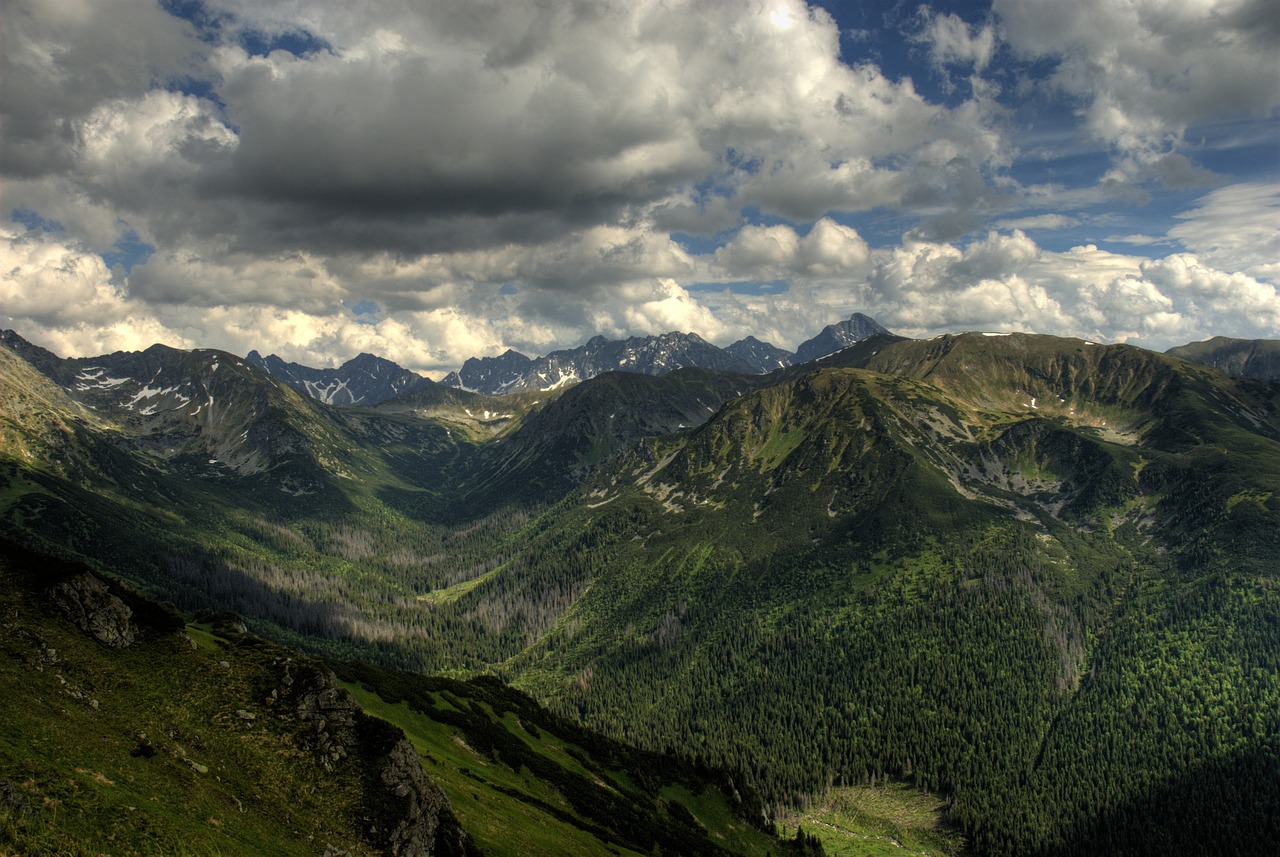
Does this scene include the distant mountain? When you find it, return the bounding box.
[247,350,432,406]
[441,331,754,395]
[725,336,793,373]
[792,312,892,363]
[439,348,534,393]
[1,331,373,500]
[1166,336,1280,381]
[438,315,891,395]
[467,367,756,505]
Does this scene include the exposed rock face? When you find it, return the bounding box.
[281,662,364,767]
[442,331,754,394]
[248,350,433,406]
[275,661,474,856]
[49,574,134,647]
[380,737,455,857]
[725,336,794,373]
[793,313,891,364]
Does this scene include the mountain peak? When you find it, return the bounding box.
[725,336,793,373]
[444,331,753,395]
[247,350,430,406]
[793,313,892,364]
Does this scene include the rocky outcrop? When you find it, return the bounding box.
[272,660,476,856]
[272,660,363,768]
[48,573,134,647]
[380,737,456,857]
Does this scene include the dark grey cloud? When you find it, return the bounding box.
[1,0,1275,370]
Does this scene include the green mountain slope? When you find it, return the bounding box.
[0,539,804,856]
[335,662,786,857]
[455,336,1280,854]
[1167,335,1280,381]
[460,367,757,507]
[0,539,476,857]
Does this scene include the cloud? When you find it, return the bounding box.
[861,230,1280,348]
[996,0,1280,160]
[0,0,204,178]
[1140,254,1280,335]
[0,226,194,356]
[1167,182,1280,282]
[712,218,870,279]
[4,0,1017,255]
[2,0,1276,372]
[991,214,1078,231]
[916,8,997,72]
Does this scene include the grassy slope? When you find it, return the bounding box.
[774,784,963,857]
[0,545,381,856]
[335,662,785,857]
[0,539,794,857]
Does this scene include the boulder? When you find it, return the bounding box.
[49,573,134,647]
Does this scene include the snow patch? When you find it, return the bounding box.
[74,368,132,390]
[124,385,185,411]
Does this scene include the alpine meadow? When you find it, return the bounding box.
[2,0,1279,855]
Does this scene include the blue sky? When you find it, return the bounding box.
[2,0,1277,373]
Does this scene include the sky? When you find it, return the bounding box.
[1,0,1277,375]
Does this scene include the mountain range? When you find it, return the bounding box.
[2,321,1278,855]
[246,349,435,405]
[1165,335,1280,381]
[246,313,890,402]
[245,316,1275,409]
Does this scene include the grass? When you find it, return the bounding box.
[660,784,778,857]
[338,669,787,857]
[416,564,504,605]
[344,683,628,857]
[773,784,964,857]
[0,568,379,856]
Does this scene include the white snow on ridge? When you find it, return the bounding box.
[74,368,132,390]
[124,384,187,411]
[303,378,362,405]
[542,370,580,392]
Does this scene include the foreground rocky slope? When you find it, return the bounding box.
[0,539,476,856]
